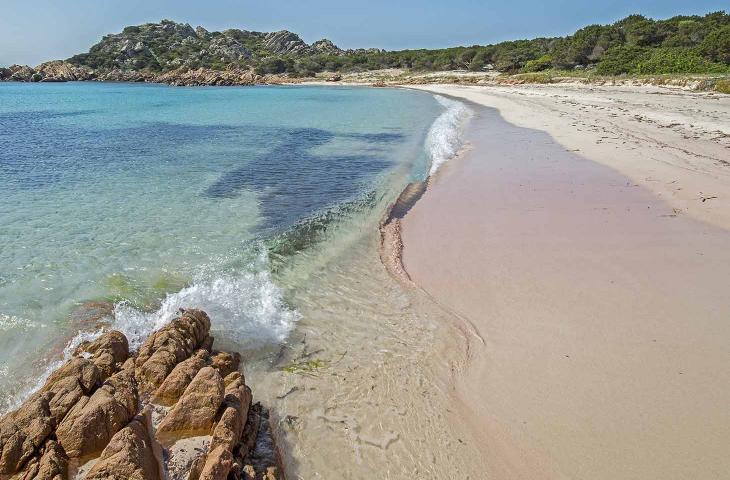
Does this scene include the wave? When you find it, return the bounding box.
[112,250,299,352]
[425,95,472,176]
[2,250,297,414]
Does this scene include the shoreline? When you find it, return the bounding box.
[394,84,730,478]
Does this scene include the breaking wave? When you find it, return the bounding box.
[112,250,299,352]
[425,95,472,176]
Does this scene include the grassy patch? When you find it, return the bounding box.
[715,79,730,94]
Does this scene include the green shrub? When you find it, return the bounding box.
[636,47,728,74]
[595,45,648,74]
[513,72,554,83]
[715,80,730,94]
[521,55,553,72]
[699,25,730,63]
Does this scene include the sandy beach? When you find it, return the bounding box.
[400,84,730,479]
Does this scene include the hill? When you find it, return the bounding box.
[1,12,728,85]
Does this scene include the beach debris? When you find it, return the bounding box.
[0,309,283,479]
[282,359,327,376]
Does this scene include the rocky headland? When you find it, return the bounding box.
[0,309,282,480]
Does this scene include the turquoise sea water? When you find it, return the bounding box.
[0,82,468,411]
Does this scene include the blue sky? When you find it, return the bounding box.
[1,0,727,66]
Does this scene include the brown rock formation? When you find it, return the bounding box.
[210,350,241,378]
[151,349,209,406]
[86,410,161,480]
[56,369,138,458]
[156,366,224,442]
[0,395,55,474]
[0,310,282,479]
[12,440,68,480]
[34,61,95,82]
[74,331,130,380]
[198,445,233,480]
[135,309,211,393]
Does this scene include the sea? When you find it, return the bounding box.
[0,81,470,415]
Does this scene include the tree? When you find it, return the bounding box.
[699,25,730,64]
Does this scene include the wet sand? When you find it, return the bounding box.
[400,92,730,479]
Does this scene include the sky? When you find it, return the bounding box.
[1,0,727,66]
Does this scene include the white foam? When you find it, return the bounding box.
[1,250,298,415]
[112,250,298,351]
[425,95,472,176]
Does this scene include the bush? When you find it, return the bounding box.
[699,25,730,63]
[635,48,728,74]
[595,45,648,74]
[521,55,553,72]
[715,79,730,94]
[254,57,289,75]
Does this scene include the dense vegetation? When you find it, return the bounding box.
[67,12,730,77]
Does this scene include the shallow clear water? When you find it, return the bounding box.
[0,82,455,410]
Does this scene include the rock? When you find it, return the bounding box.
[201,334,214,352]
[210,383,252,453]
[42,357,99,395]
[8,65,35,81]
[0,309,283,478]
[11,439,68,480]
[135,310,211,392]
[151,349,209,406]
[86,410,162,480]
[0,357,105,473]
[223,371,244,388]
[156,367,224,442]
[262,30,310,55]
[242,465,280,480]
[0,394,54,474]
[56,369,138,458]
[35,61,94,82]
[74,330,129,380]
[198,446,233,480]
[74,331,129,364]
[311,39,343,55]
[43,376,87,425]
[209,351,241,378]
[327,74,342,82]
[238,403,261,460]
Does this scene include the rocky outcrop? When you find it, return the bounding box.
[35,61,95,81]
[262,30,310,55]
[55,368,138,458]
[74,330,130,381]
[0,356,104,475]
[0,309,282,479]
[151,349,209,406]
[135,309,211,393]
[85,410,161,480]
[11,440,68,480]
[311,39,343,55]
[0,62,94,82]
[210,350,241,379]
[156,366,224,442]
